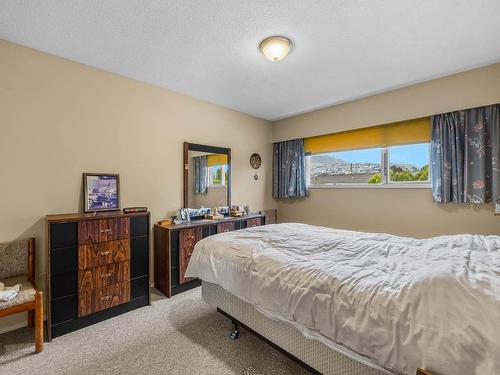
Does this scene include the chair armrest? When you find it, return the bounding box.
[31,280,42,294]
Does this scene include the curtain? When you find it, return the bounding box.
[431,104,500,203]
[273,139,309,198]
[193,155,208,194]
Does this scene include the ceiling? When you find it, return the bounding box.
[1,1,499,121]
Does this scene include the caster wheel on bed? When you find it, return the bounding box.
[230,329,240,340]
[230,322,240,340]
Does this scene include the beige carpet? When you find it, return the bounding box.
[0,287,309,375]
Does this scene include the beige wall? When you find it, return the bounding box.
[273,63,500,237]
[273,63,500,142]
[0,40,274,332]
[191,187,228,209]
[278,189,499,237]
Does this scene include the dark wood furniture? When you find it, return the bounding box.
[46,211,150,340]
[154,213,266,297]
[0,238,43,353]
[259,209,278,225]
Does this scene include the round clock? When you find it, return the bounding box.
[250,153,262,169]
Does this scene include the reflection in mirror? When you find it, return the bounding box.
[188,150,228,209]
[184,142,231,212]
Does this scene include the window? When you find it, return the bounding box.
[306,143,430,187]
[308,148,382,185]
[388,143,430,183]
[209,164,228,186]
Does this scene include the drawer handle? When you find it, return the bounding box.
[100,295,111,301]
[187,236,195,240]
[100,273,113,278]
[100,251,110,256]
[100,229,113,233]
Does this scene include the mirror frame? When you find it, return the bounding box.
[183,142,231,209]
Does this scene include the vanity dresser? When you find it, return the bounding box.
[46,211,150,340]
[158,141,276,297]
[154,213,267,298]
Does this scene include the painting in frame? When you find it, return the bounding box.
[83,173,121,212]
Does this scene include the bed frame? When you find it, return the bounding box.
[202,281,434,375]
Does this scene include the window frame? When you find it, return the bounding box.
[306,143,431,189]
[208,164,228,188]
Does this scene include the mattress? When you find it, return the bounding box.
[185,223,500,375]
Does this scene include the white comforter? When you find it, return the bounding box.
[185,223,500,375]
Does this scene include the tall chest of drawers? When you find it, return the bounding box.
[46,211,150,340]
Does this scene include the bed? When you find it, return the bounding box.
[185,223,500,375]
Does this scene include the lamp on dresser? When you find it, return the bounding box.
[46,210,150,340]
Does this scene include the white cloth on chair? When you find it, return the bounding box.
[0,275,35,309]
[0,283,20,301]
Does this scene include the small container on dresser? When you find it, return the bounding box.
[46,211,150,340]
[154,213,271,298]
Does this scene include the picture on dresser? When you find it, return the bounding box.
[83,173,120,212]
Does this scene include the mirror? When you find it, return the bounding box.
[183,142,231,211]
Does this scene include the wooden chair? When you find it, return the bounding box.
[0,238,43,352]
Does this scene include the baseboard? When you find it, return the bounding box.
[0,321,27,335]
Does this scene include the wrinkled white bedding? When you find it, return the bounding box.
[185,223,500,375]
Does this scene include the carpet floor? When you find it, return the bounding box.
[0,287,310,375]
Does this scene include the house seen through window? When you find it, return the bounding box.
[306,143,430,186]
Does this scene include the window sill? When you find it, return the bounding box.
[308,183,431,189]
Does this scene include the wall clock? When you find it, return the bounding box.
[250,153,262,169]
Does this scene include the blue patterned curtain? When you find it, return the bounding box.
[431,104,500,203]
[273,139,309,198]
[193,156,208,194]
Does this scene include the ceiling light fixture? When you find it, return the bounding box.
[259,36,293,62]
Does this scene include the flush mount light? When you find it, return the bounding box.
[259,36,293,62]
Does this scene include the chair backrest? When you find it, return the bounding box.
[0,238,34,281]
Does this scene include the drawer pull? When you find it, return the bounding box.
[100,295,111,301]
[100,273,113,278]
[100,229,113,233]
[187,236,195,240]
[100,251,110,256]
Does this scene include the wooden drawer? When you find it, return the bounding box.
[246,218,261,228]
[78,282,130,317]
[78,218,130,245]
[78,239,131,269]
[217,222,235,234]
[179,227,203,284]
[78,261,130,292]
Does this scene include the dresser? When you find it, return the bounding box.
[46,211,150,340]
[154,213,267,297]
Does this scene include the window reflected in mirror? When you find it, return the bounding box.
[188,151,228,209]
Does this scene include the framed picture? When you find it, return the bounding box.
[83,173,120,212]
[178,208,191,222]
